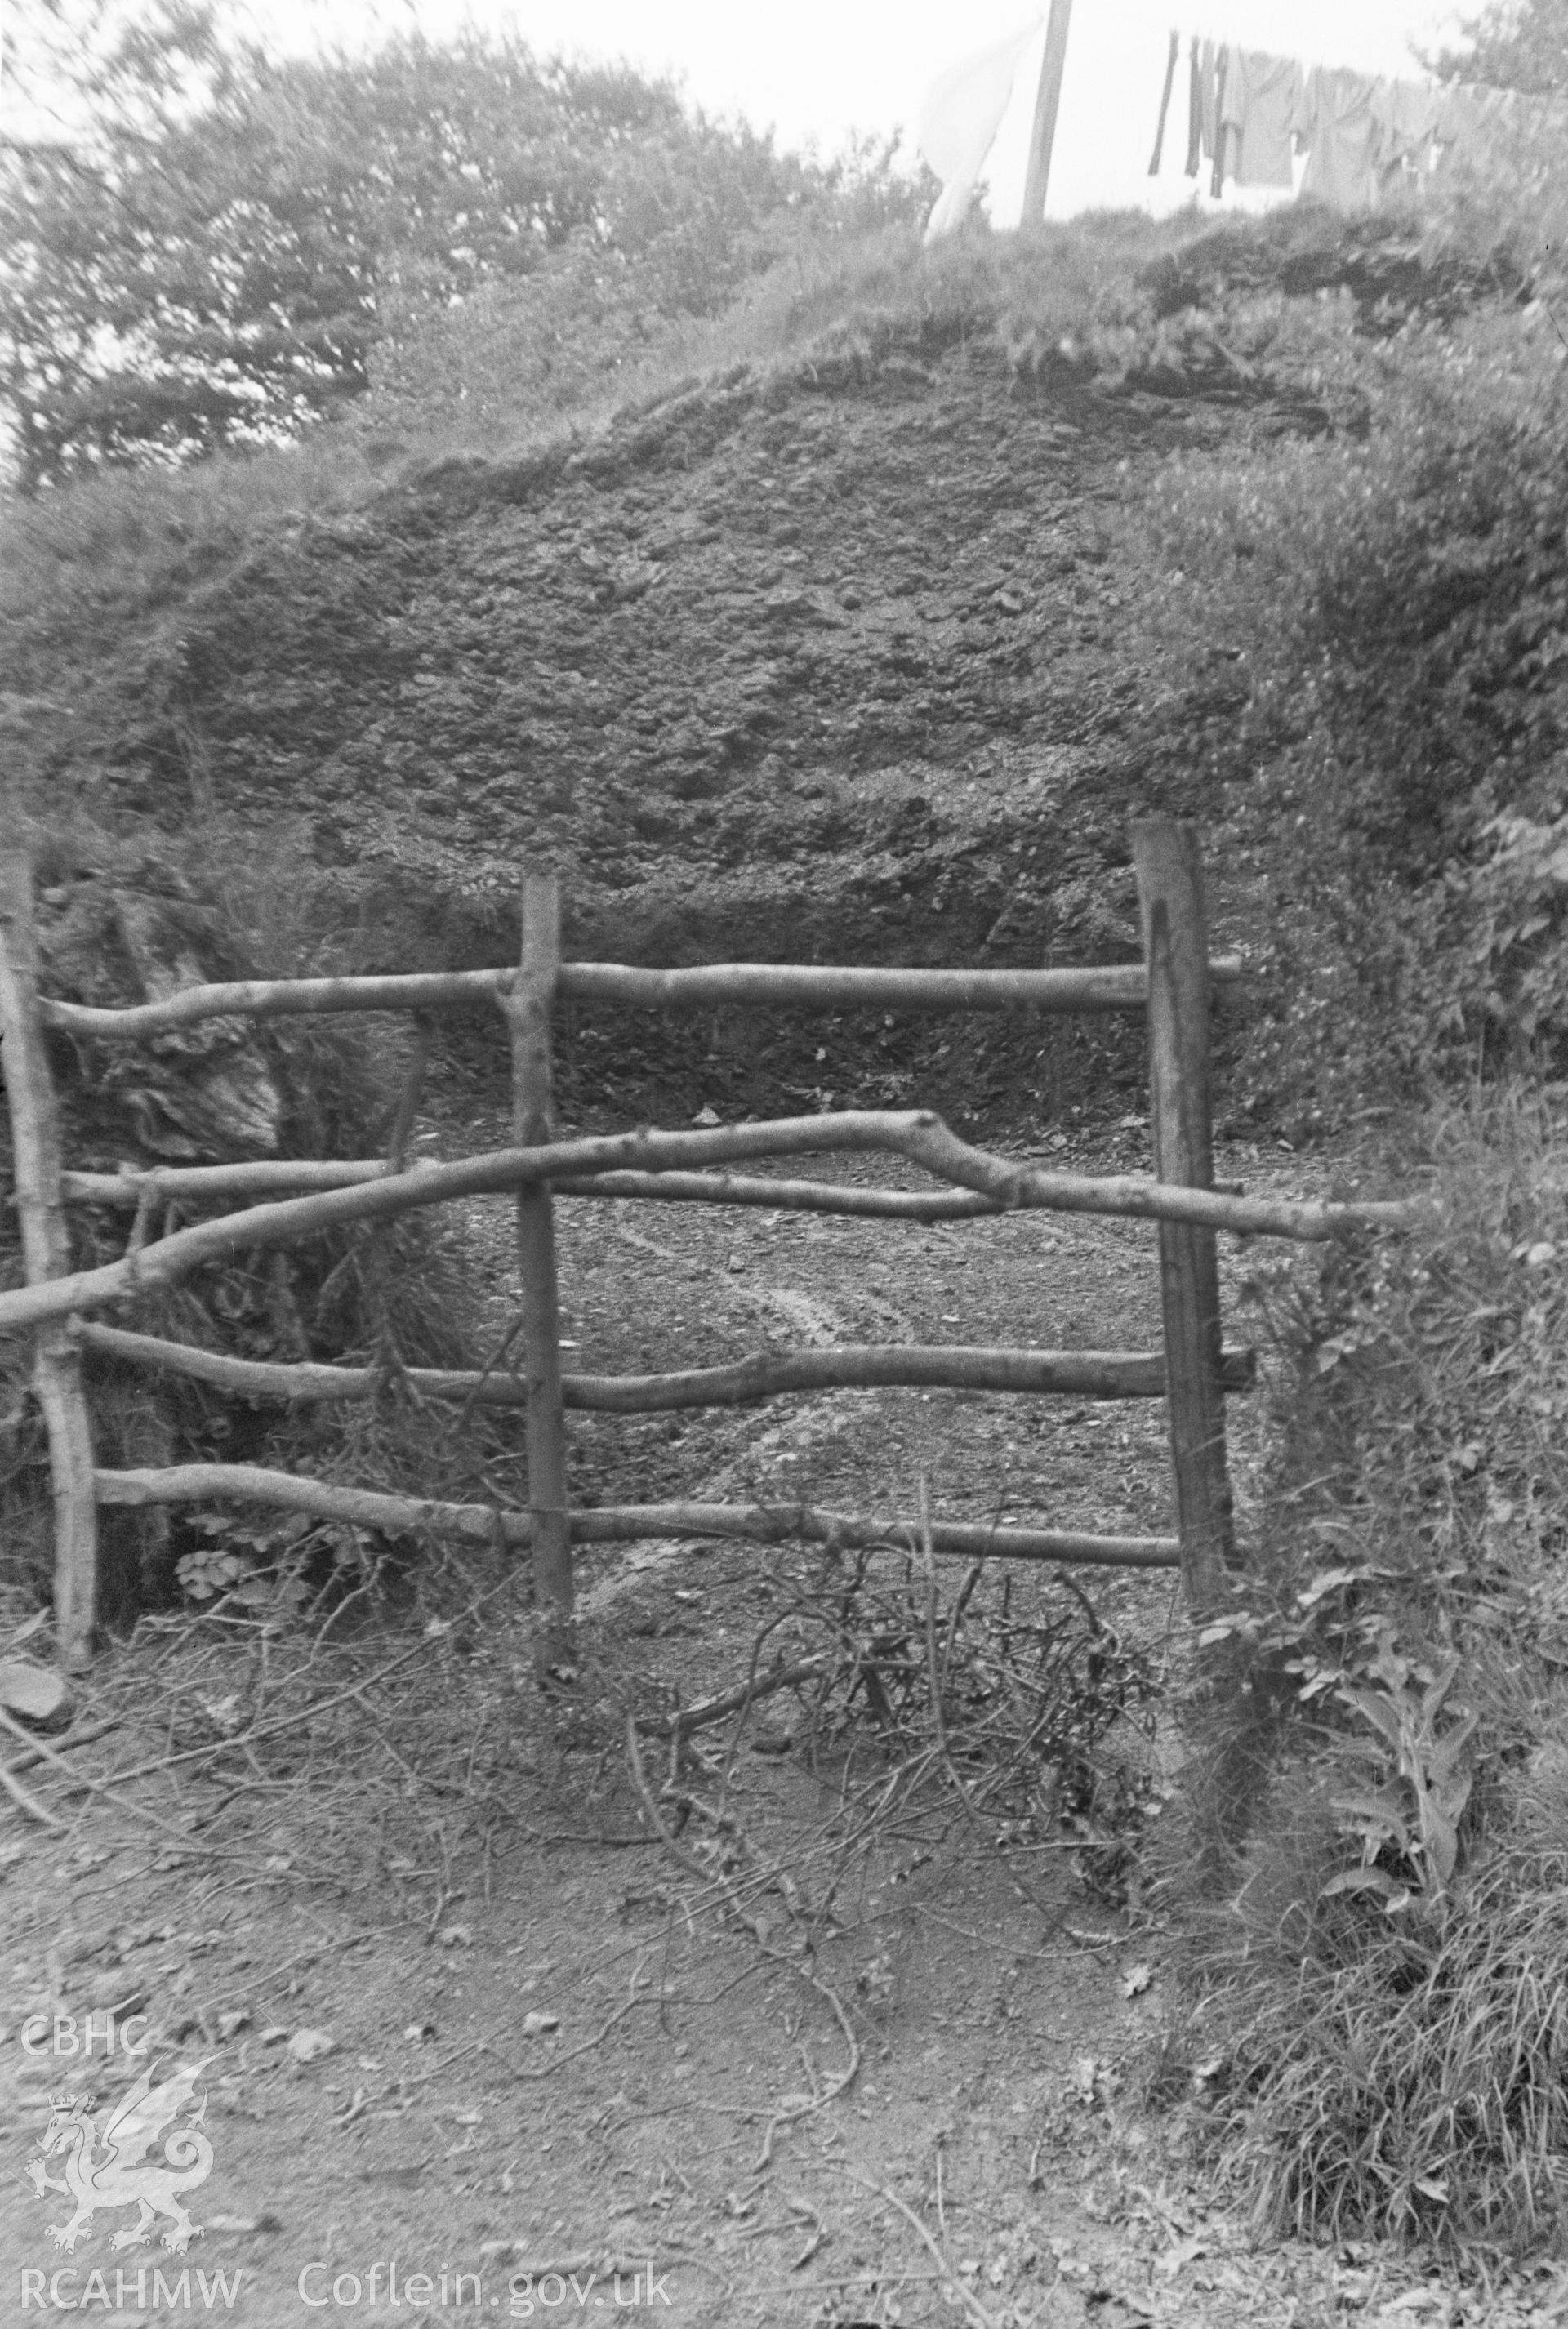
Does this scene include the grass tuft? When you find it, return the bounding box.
[1210,1858,1568,2263]
[1152,1086,1568,2265]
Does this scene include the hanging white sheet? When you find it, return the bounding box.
[918,20,1040,245]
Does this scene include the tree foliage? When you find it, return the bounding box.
[1422,0,1568,94]
[0,5,924,488]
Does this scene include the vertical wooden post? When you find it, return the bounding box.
[500,872,572,1628]
[1019,0,1075,228]
[0,854,98,1670]
[1130,817,1235,1614]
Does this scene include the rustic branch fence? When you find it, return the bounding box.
[0,820,1413,1669]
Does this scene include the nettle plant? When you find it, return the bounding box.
[177,1510,375,1615]
[1201,1582,1479,1913]
[1325,1632,1478,1913]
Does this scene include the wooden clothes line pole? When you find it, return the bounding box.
[72,1316,1258,1410]
[36,955,1245,1040]
[1020,0,1075,226]
[94,1464,1180,1570]
[0,854,98,1670]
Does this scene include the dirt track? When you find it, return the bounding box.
[2,1131,1463,2329]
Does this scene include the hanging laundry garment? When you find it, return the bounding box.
[1480,83,1522,160]
[919,20,1040,245]
[1433,81,1486,165]
[1210,45,1232,195]
[1518,90,1563,140]
[1486,83,1521,153]
[1185,36,1204,176]
[1149,29,1180,175]
[1219,49,1306,187]
[1372,78,1440,197]
[1298,66,1381,210]
[1432,82,1517,172]
[1521,90,1568,170]
[1197,38,1220,163]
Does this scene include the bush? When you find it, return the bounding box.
[1137,275,1568,1122]
[1160,1089,1568,2262]
[364,136,931,448]
[0,815,510,1625]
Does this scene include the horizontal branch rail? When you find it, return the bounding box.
[563,1170,1050,1218]
[64,1159,1250,1224]
[64,1161,394,1205]
[38,955,1246,1041]
[550,1173,1249,1211]
[0,1112,1417,1334]
[65,1160,1028,1222]
[94,1465,1179,1568]
[74,1318,1258,1409]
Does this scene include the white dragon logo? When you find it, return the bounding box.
[24,2058,215,2253]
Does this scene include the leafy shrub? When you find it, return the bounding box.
[1138,278,1568,1120]
[0,814,509,1623]
[1464,808,1568,1053]
[366,136,931,447]
[1161,1089,1568,2260]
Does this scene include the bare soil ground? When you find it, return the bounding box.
[9,1127,1550,2329]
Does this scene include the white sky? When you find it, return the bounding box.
[4,0,1473,220]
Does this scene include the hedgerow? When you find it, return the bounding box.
[1157,1089,1568,2261]
[1140,279,1568,1124]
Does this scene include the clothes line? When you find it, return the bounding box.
[1150,31,1567,212]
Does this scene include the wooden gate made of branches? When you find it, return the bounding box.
[0,818,1410,1670]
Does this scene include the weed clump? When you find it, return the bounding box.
[1214,1861,1568,2259]
[1159,1090,1568,2264]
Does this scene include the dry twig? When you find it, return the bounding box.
[830,2166,1001,2329]
[624,1717,860,2168]
[0,1748,65,1829]
[2,1713,119,1775]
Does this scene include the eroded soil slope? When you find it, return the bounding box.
[118,354,1214,952]
[33,340,1281,1129]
